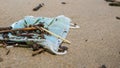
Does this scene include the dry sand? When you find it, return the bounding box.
[0,0,120,68]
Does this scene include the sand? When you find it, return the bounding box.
[0,0,120,68]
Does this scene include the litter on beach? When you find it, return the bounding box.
[0,15,79,55]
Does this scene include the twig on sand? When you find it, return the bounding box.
[33,3,44,11]
[116,16,120,20]
[109,1,120,6]
[32,48,45,56]
[36,26,71,44]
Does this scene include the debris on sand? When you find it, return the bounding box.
[99,65,107,68]
[104,0,115,2]
[58,46,68,52]
[32,48,45,56]
[70,23,80,29]
[61,2,66,4]
[6,49,10,55]
[109,1,120,6]
[116,16,120,20]
[0,57,3,62]
[33,3,44,11]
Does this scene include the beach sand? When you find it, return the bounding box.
[0,0,120,68]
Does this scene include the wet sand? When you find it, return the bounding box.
[0,0,120,68]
